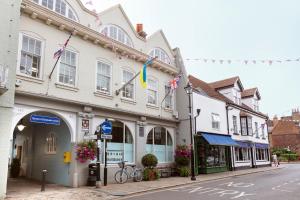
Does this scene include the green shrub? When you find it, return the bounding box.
[11,158,21,178]
[280,154,298,161]
[178,166,190,177]
[142,154,158,168]
[143,168,160,181]
[175,156,189,166]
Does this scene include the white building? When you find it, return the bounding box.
[4,0,183,191]
[177,74,270,175]
[0,0,21,198]
[209,76,270,169]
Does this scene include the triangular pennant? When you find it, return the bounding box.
[268,60,273,65]
[228,60,231,64]
[203,59,208,63]
[252,60,256,64]
[244,60,248,65]
[212,59,216,63]
[219,59,224,64]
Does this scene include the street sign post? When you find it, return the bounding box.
[100,119,112,186]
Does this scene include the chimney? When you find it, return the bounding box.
[292,107,300,121]
[136,24,147,38]
[273,115,279,126]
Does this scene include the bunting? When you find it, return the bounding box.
[185,57,300,65]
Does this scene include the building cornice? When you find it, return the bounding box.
[21,0,179,76]
[15,90,179,124]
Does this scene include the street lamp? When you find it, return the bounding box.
[184,82,196,181]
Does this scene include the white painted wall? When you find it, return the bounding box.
[193,91,227,134]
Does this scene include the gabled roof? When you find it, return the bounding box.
[272,120,300,135]
[98,4,146,41]
[209,76,244,91]
[188,75,268,118]
[188,75,233,103]
[147,30,175,57]
[242,88,261,100]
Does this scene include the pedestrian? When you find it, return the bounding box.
[272,153,278,167]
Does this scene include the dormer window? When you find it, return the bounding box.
[33,0,78,22]
[100,25,133,47]
[149,48,171,64]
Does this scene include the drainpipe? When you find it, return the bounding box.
[226,105,234,171]
[266,118,272,166]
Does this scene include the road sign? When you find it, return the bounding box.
[101,121,112,135]
[30,114,60,125]
[101,134,112,139]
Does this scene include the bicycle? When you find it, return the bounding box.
[114,161,142,183]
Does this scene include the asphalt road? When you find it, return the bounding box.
[123,164,300,200]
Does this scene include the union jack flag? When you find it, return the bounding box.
[169,74,182,90]
[53,32,73,59]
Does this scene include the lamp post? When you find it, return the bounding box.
[184,82,196,181]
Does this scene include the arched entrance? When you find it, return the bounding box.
[10,111,72,186]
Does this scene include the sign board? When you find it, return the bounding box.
[83,135,97,140]
[101,121,112,135]
[81,119,90,132]
[101,134,112,140]
[30,114,60,125]
[107,150,123,163]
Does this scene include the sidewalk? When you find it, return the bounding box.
[5,165,283,200]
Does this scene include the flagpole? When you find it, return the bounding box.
[48,29,74,79]
[115,56,157,96]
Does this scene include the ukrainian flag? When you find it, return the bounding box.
[140,58,153,88]
[140,63,147,88]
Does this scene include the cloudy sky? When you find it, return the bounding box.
[83,0,300,117]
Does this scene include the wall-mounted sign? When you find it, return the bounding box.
[30,114,60,125]
[81,119,89,132]
[107,150,123,163]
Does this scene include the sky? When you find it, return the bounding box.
[83,0,300,118]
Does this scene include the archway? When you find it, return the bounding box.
[9,111,72,186]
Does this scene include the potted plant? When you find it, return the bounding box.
[75,140,97,163]
[141,154,159,181]
[10,158,21,178]
[174,145,191,177]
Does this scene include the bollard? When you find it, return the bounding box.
[41,169,48,192]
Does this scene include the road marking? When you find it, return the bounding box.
[220,182,254,188]
[231,192,255,199]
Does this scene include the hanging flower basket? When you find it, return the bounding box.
[75,140,97,163]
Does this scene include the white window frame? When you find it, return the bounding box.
[17,32,44,80]
[100,24,133,47]
[95,59,112,95]
[33,0,78,22]
[164,84,174,109]
[211,113,220,130]
[121,68,135,100]
[235,147,250,162]
[45,132,56,154]
[147,77,158,106]
[149,48,171,64]
[57,49,78,87]
[232,115,238,134]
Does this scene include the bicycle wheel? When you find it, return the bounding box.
[115,170,128,184]
[133,169,142,182]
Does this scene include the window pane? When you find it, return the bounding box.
[124,126,133,163]
[167,132,173,162]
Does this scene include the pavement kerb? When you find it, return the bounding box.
[104,166,284,197]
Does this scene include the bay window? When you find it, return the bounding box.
[235,147,250,161]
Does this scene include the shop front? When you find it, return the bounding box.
[195,132,238,174]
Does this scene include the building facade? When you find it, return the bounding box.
[0,0,21,198]
[177,74,270,175]
[7,0,183,189]
[269,110,300,155]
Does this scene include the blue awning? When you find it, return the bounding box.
[200,132,239,146]
[255,143,269,149]
[235,141,252,148]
